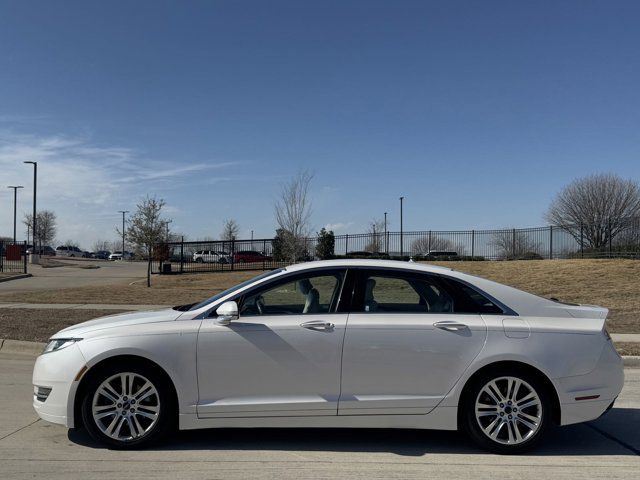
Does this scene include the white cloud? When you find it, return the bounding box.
[324,222,353,232]
[0,131,236,248]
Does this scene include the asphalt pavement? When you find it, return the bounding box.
[0,352,638,480]
[0,260,148,295]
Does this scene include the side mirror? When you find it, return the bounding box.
[215,301,238,325]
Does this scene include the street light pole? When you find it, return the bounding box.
[7,186,24,243]
[23,162,37,252]
[165,219,172,241]
[118,211,129,257]
[399,197,404,257]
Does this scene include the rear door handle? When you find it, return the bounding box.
[433,321,468,331]
[300,320,334,330]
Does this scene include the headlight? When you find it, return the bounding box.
[43,338,81,354]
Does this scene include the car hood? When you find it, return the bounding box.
[54,308,182,338]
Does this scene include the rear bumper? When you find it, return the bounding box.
[555,340,624,426]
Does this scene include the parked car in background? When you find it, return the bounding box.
[233,250,273,263]
[192,250,230,264]
[26,246,55,256]
[426,251,459,258]
[31,259,623,452]
[108,251,133,261]
[346,251,390,259]
[55,246,85,257]
[92,250,111,260]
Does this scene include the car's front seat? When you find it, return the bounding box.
[297,279,320,313]
[364,278,378,312]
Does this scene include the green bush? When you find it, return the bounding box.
[315,228,335,260]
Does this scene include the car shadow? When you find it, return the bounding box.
[68,407,639,457]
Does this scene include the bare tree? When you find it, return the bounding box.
[118,195,169,287]
[410,235,457,254]
[220,219,240,241]
[364,218,385,252]
[274,170,314,262]
[546,174,640,248]
[93,240,114,252]
[490,229,540,259]
[23,211,57,248]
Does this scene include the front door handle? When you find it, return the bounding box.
[300,320,334,330]
[433,321,468,331]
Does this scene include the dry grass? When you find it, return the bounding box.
[0,309,129,342]
[0,260,638,332]
[614,342,640,356]
[0,270,258,306]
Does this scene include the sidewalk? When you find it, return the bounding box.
[611,333,640,343]
[0,302,169,311]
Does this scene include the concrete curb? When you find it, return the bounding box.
[0,273,32,283]
[0,339,45,356]
[1,338,640,367]
[623,356,640,367]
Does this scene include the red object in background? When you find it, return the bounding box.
[233,251,273,263]
[6,244,22,261]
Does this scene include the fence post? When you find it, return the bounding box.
[24,241,28,273]
[512,228,516,260]
[180,236,184,273]
[231,239,236,271]
[608,220,612,258]
[549,225,553,260]
[471,230,475,258]
[345,234,349,255]
[580,224,584,258]
[428,230,432,253]
[0,241,4,273]
[263,239,266,270]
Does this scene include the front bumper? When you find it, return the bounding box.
[555,339,624,426]
[32,343,87,428]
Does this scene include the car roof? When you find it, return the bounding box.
[284,259,453,273]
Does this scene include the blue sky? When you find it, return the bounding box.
[1,0,639,248]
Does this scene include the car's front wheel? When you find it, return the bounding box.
[81,364,173,449]
[461,368,550,454]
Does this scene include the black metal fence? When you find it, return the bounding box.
[152,218,640,273]
[151,218,640,274]
[0,240,28,274]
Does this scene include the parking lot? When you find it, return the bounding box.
[0,352,637,480]
[0,260,148,295]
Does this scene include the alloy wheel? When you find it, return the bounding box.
[91,372,161,442]
[474,376,543,445]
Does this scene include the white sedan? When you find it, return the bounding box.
[32,259,623,453]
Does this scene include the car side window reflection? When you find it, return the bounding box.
[240,273,342,316]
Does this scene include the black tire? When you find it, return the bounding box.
[195,257,203,263]
[460,367,551,454]
[81,362,175,449]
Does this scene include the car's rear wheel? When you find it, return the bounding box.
[81,364,173,449]
[195,257,203,263]
[461,368,550,454]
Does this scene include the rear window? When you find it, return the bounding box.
[440,278,504,314]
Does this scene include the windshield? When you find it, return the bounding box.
[188,269,284,311]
